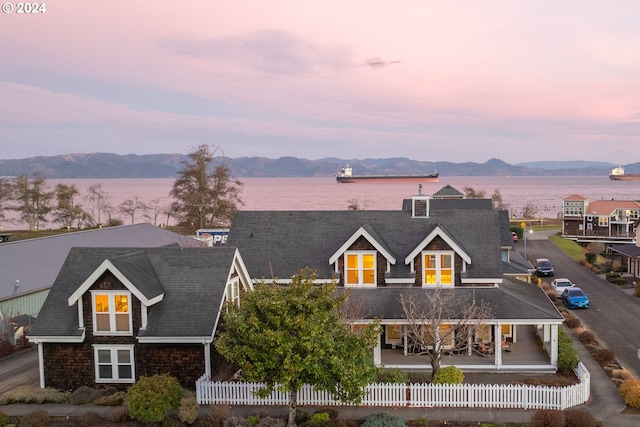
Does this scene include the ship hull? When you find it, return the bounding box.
[609,174,640,181]
[336,174,439,183]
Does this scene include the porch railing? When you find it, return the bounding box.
[196,362,590,411]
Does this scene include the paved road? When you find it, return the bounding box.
[520,233,640,379]
[0,347,39,395]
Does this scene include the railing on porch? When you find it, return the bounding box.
[196,362,590,410]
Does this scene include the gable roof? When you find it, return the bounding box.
[432,185,464,199]
[227,208,505,281]
[0,224,202,301]
[28,246,247,341]
[586,200,640,215]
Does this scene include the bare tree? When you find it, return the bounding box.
[144,198,165,226]
[347,197,368,210]
[0,178,14,226]
[400,288,494,375]
[521,201,539,219]
[491,189,508,210]
[119,197,148,224]
[463,186,486,199]
[84,184,112,227]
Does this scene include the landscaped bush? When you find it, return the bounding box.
[376,367,409,384]
[224,415,251,427]
[18,409,50,427]
[125,374,184,424]
[563,408,597,427]
[594,348,616,367]
[178,395,200,425]
[531,409,563,427]
[557,328,579,372]
[432,366,464,385]
[294,408,309,424]
[255,416,286,427]
[615,277,627,286]
[76,410,105,427]
[610,368,634,381]
[564,316,582,329]
[310,412,331,424]
[407,371,431,383]
[313,408,338,420]
[0,385,69,405]
[585,252,597,264]
[93,391,126,406]
[361,412,406,427]
[619,379,640,408]
[106,405,130,424]
[0,409,8,427]
[605,272,621,282]
[577,329,596,344]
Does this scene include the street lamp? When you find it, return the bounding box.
[521,221,533,265]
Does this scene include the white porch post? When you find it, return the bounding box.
[37,342,45,388]
[374,334,382,366]
[550,324,559,366]
[543,324,551,342]
[204,342,211,378]
[494,324,502,368]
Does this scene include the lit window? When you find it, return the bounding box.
[92,291,132,335]
[422,251,454,286]
[94,346,135,383]
[345,252,376,287]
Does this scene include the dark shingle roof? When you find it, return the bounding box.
[1,224,202,301]
[227,209,504,281]
[29,246,238,339]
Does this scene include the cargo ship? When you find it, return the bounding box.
[336,165,439,183]
[609,166,640,181]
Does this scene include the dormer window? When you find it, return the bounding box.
[345,251,376,287]
[422,251,454,287]
[92,291,132,335]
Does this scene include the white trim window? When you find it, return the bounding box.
[94,345,135,383]
[92,291,132,335]
[345,251,376,287]
[422,251,454,287]
[225,277,241,307]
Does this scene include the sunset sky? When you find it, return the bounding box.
[2,1,639,164]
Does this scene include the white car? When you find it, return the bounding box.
[551,278,575,299]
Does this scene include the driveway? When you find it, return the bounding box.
[0,347,39,395]
[520,232,640,379]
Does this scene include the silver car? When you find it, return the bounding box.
[551,278,575,299]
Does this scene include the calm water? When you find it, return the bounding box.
[2,176,640,230]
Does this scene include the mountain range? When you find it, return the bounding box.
[0,153,638,179]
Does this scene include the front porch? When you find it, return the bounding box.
[378,324,556,372]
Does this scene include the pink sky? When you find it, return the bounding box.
[1,1,639,164]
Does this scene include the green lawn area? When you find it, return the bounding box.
[548,235,585,262]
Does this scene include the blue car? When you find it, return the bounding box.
[561,287,590,309]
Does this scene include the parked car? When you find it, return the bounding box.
[535,258,554,277]
[512,231,518,243]
[551,278,574,299]
[561,287,590,309]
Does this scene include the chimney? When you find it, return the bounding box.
[412,184,430,218]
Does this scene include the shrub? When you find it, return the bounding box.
[407,371,431,383]
[594,348,616,367]
[255,416,286,427]
[77,410,105,427]
[224,416,251,427]
[310,412,331,424]
[531,409,563,427]
[179,395,200,425]
[94,391,126,406]
[611,368,634,381]
[578,330,596,344]
[361,412,406,427]
[106,405,130,424]
[210,404,231,425]
[314,408,338,420]
[615,277,627,286]
[125,374,184,424]
[563,408,597,427]
[0,385,69,405]
[432,366,464,385]
[18,409,50,427]
[619,379,640,408]
[564,316,581,329]
[161,416,186,427]
[294,408,309,424]
[557,328,579,372]
[585,252,597,264]
[376,367,409,384]
[0,409,8,426]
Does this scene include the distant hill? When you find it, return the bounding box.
[0,153,638,179]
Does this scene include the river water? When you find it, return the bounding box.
[2,176,640,230]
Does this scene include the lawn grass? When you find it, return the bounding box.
[548,235,585,262]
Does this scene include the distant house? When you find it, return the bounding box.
[226,186,562,372]
[609,219,640,281]
[0,224,201,342]
[562,195,640,244]
[28,246,252,390]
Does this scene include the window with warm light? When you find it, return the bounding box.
[92,291,132,335]
[345,252,376,287]
[94,345,135,383]
[422,251,454,286]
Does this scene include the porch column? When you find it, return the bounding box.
[550,324,559,366]
[37,342,45,388]
[543,324,551,342]
[204,342,211,378]
[494,324,502,368]
[373,334,382,366]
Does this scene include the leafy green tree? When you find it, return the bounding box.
[52,183,85,229]
[170,144,243,229]
[11,174,53,230]
[215,268,379,427]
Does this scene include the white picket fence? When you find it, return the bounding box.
[196,362,590,410]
